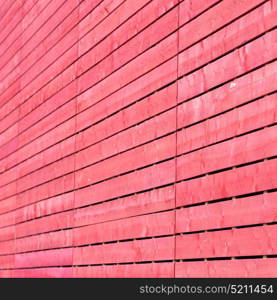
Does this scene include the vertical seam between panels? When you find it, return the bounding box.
[72,0,81,275]
[174,0,181,278]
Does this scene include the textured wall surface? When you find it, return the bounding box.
[0,0,276,278]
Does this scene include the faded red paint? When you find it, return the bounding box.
[0,0,276,277]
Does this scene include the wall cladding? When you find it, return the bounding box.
[0,0,276,278]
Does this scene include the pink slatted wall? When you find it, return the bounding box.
[0,0,276,278]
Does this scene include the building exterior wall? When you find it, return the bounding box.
[0,0,276,277]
